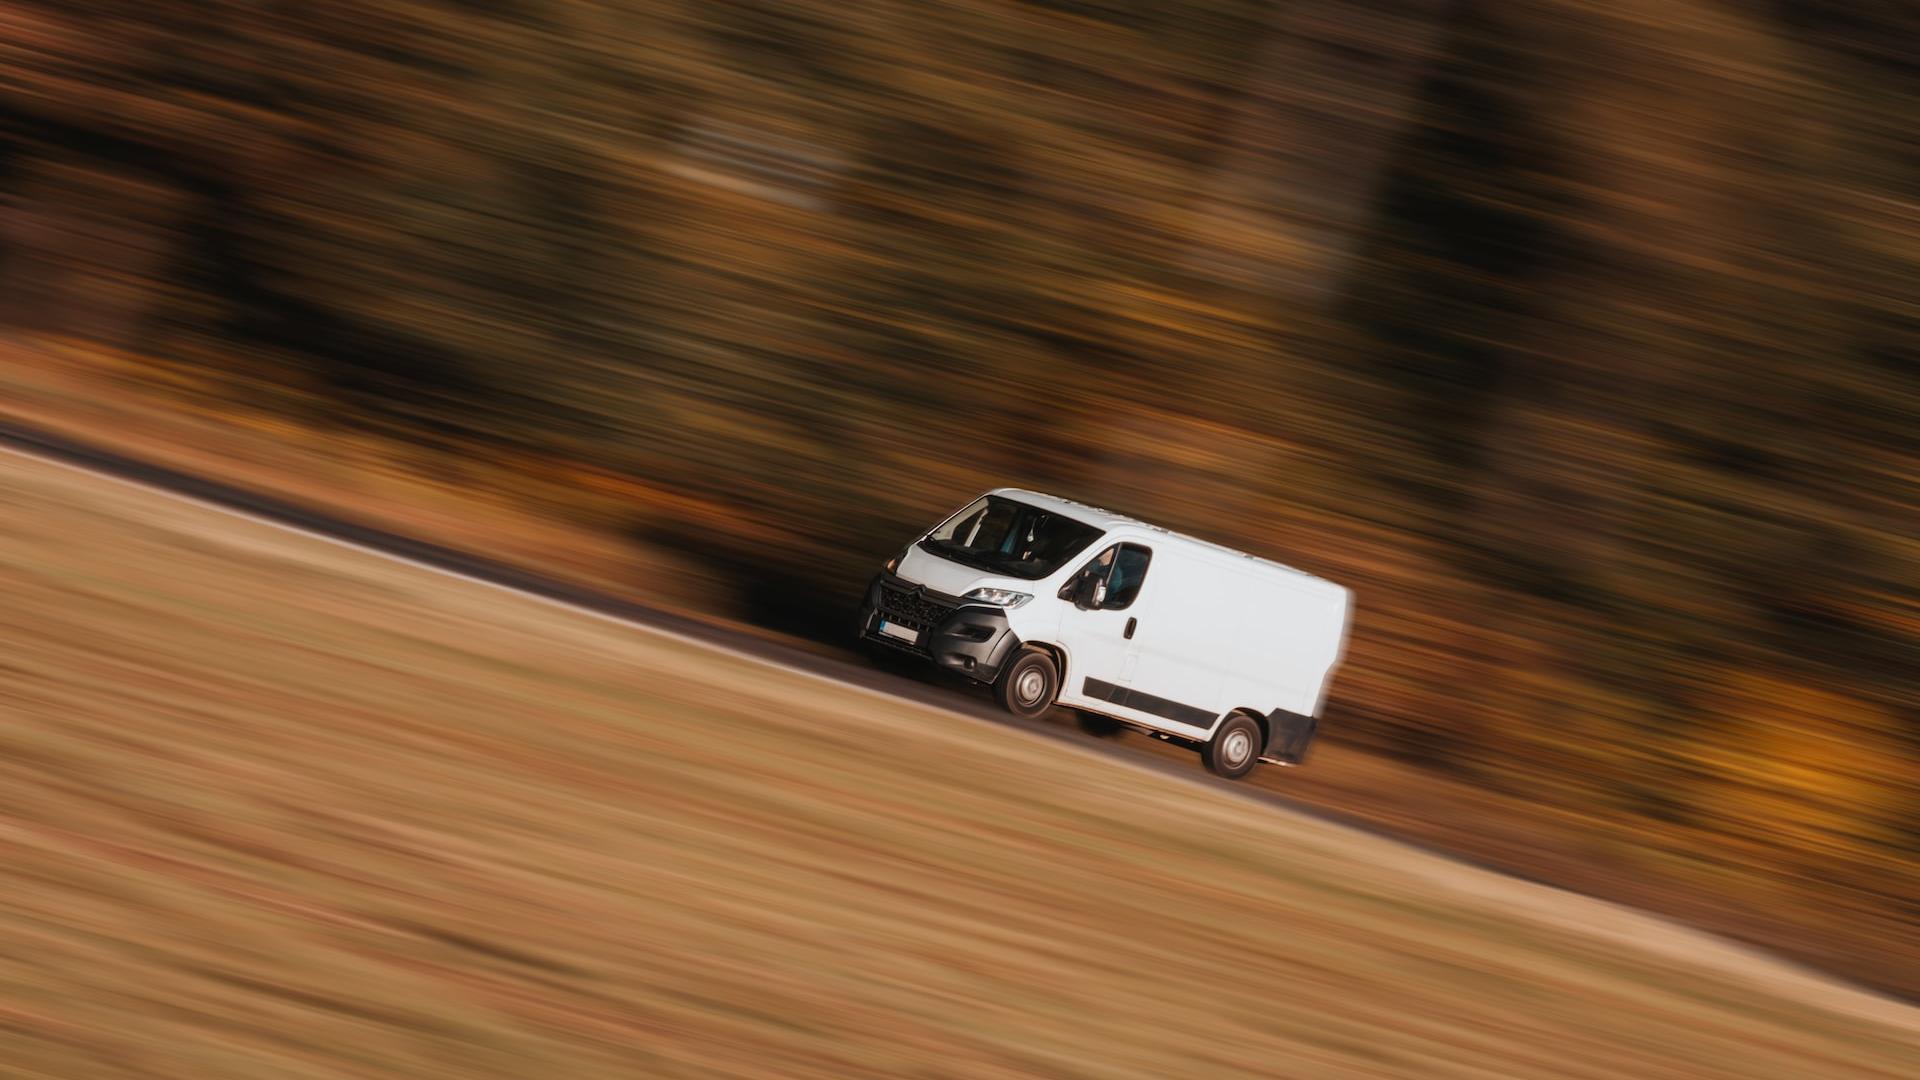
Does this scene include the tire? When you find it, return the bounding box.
[1203,713,1262,779]
[995,648,1059,719]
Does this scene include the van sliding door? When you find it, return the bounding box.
[1119,555,1228,731]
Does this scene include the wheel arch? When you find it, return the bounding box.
[1225,707,1270,753]
[1023,640,1067,690]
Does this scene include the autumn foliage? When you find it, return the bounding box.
[1,2,1915,991]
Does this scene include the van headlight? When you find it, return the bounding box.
[964,587,1032,608]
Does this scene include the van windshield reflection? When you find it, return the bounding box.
[918,496,1102,580]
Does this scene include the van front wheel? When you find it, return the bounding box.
[1204,714,1262,779]
[995,648,1059,719]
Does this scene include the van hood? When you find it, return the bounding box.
[895,546,1042,599]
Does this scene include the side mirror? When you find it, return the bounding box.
[1091,580,1108,609]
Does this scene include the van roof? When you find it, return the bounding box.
[987,487,1344,594]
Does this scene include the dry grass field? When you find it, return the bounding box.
[1,449,1916,1080]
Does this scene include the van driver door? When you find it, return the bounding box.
[1054,543,1152,709]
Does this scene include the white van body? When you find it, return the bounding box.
[858,488,1351,777]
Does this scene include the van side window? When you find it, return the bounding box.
[1067,543,1154,609]
[1105,544,1152,609]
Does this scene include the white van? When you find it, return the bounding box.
[858,489,1351,778]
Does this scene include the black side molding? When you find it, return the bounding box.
[1083,678,1216,729]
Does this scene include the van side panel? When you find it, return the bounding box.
[1306,588,1352,715]
[1224,572,1346,721]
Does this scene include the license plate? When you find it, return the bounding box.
[877,619,919,645]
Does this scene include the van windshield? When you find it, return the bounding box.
[919,496,1103,580]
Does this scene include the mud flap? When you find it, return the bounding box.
[1264,709,1319,766]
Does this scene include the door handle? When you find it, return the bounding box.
[1124,617,1137,640]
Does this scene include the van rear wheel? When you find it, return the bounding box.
[1204,714,1262,779]
[995,648,1059,719]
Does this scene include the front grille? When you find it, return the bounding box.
[877,581,957,633]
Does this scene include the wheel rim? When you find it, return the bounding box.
[1016,667,1047,706]
[1222,728,1252,767]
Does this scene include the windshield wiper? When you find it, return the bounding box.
[920,539,999,573]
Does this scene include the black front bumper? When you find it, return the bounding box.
[858,572,1021,683]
